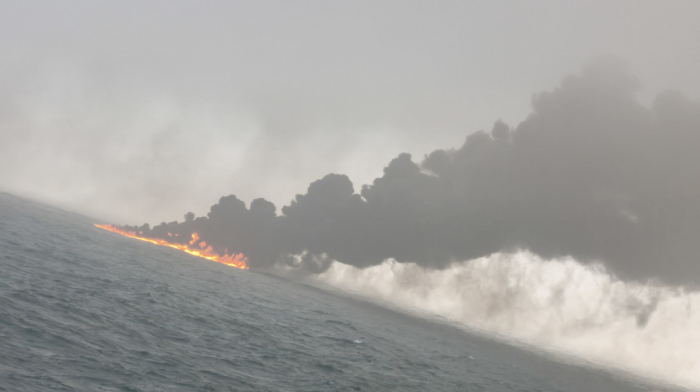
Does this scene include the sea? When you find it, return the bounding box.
[0,192,694,392]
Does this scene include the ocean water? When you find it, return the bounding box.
[0,192,692,392]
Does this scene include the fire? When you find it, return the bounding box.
[94,224,249,269]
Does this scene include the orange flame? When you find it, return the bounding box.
[94,224,249,269]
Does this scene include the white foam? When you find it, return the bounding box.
[313,252,700,389]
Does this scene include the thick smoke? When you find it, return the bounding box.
[313,253,700,388]
[121,60,700,285]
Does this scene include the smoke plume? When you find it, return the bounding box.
[119,60,700,285]
[313,252,700,389]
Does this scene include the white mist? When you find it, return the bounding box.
[314,252,700,389]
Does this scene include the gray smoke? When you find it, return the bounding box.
[121,60,700,285]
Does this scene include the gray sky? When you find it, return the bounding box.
[1,0,699,224]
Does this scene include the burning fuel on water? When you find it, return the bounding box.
[94,224,249,270]
[3,2,700,390]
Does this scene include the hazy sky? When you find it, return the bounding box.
[1,0,699,224]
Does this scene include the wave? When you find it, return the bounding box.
[312,252,700,389]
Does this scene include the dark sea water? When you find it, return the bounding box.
[0,192,690,392]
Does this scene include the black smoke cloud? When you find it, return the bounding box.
[120,60,700,285]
